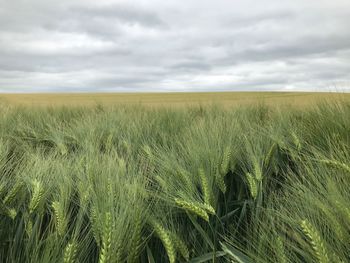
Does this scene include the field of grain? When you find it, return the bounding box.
[0,92,349,107]
[0,100,349,262]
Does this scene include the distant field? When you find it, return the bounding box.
[0,92,349,107]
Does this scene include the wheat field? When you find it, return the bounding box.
[1,92,349,107]
[0,98,349,262]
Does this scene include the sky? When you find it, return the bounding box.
[0,0,350,93]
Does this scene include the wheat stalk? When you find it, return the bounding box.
[215,171,227,193]
[128,213,143,263]
[150,219,176,263]
[319,159,350,174]
[245,173,258,200]
[171,232,189,261]
[57,142,68,156]
[253,161,263,182]
[175,199,209,221]
[118,157,126,175]
[201,202,215,215]
[155,175,168,191]
[142,144,153,161]
[90,206,101,247]
[3,207,17,220]
[220,147,231,175]
[318,202,345,241]
[264,142,277,168]
[198,168,212,205]
[331,253,345,263]
[78,184,90,210]
[23,213,33,237]
[300,219,329,263]
[275,236,287,263]
[334,200,350,225]
[99,212,113,263]
[177,168,193,191]
[28,179,44,214]
[115,235,123,263]
[64,241,77,263]
[105,133,113,152]
[0,202,17,219]
[291,132,301,151]
[52,201,67,236]
[3,181,23,205]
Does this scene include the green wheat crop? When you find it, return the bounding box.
[0,101,349,262]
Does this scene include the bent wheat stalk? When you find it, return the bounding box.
[319,159,350,174]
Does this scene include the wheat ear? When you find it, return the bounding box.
[105,134,113,152]
[171,232,189,261]
[245,173,258,200]
[300,219,329,263]
[318,202,345,241]
[275,236,287,263]
[215,147,231,193]
[264,142,277,168]
[175,199,209,221]
[215,171,227,193]
[52,201,67,236]
[220,147,231,175]
[198,168,212,205]
[64,241,78,263]
[319,159,350,174]
[334,200,350,225]
[23,213,33,236]
[253,161,263,182]
[150,219,176,263]
[201,202,215,215]
[177,168,193,191]
[128,214,143,263]
[28,179,44,214]
[99,212,113,263]
[3,181,23,204]
[90,206,101,246]
[4,207,17,220]
[291,132,301,151]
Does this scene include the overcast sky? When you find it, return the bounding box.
[0,0,349,92]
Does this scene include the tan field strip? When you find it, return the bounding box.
[0,92,349,108]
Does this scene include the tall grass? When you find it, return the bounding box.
[0,102,349,262]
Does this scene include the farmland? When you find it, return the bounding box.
[0,96,349,262]
[0,91,349,107]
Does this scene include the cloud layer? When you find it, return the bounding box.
[0,0,349,92]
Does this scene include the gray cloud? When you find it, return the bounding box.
[0,0,349,92]
[71,4,165,27]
